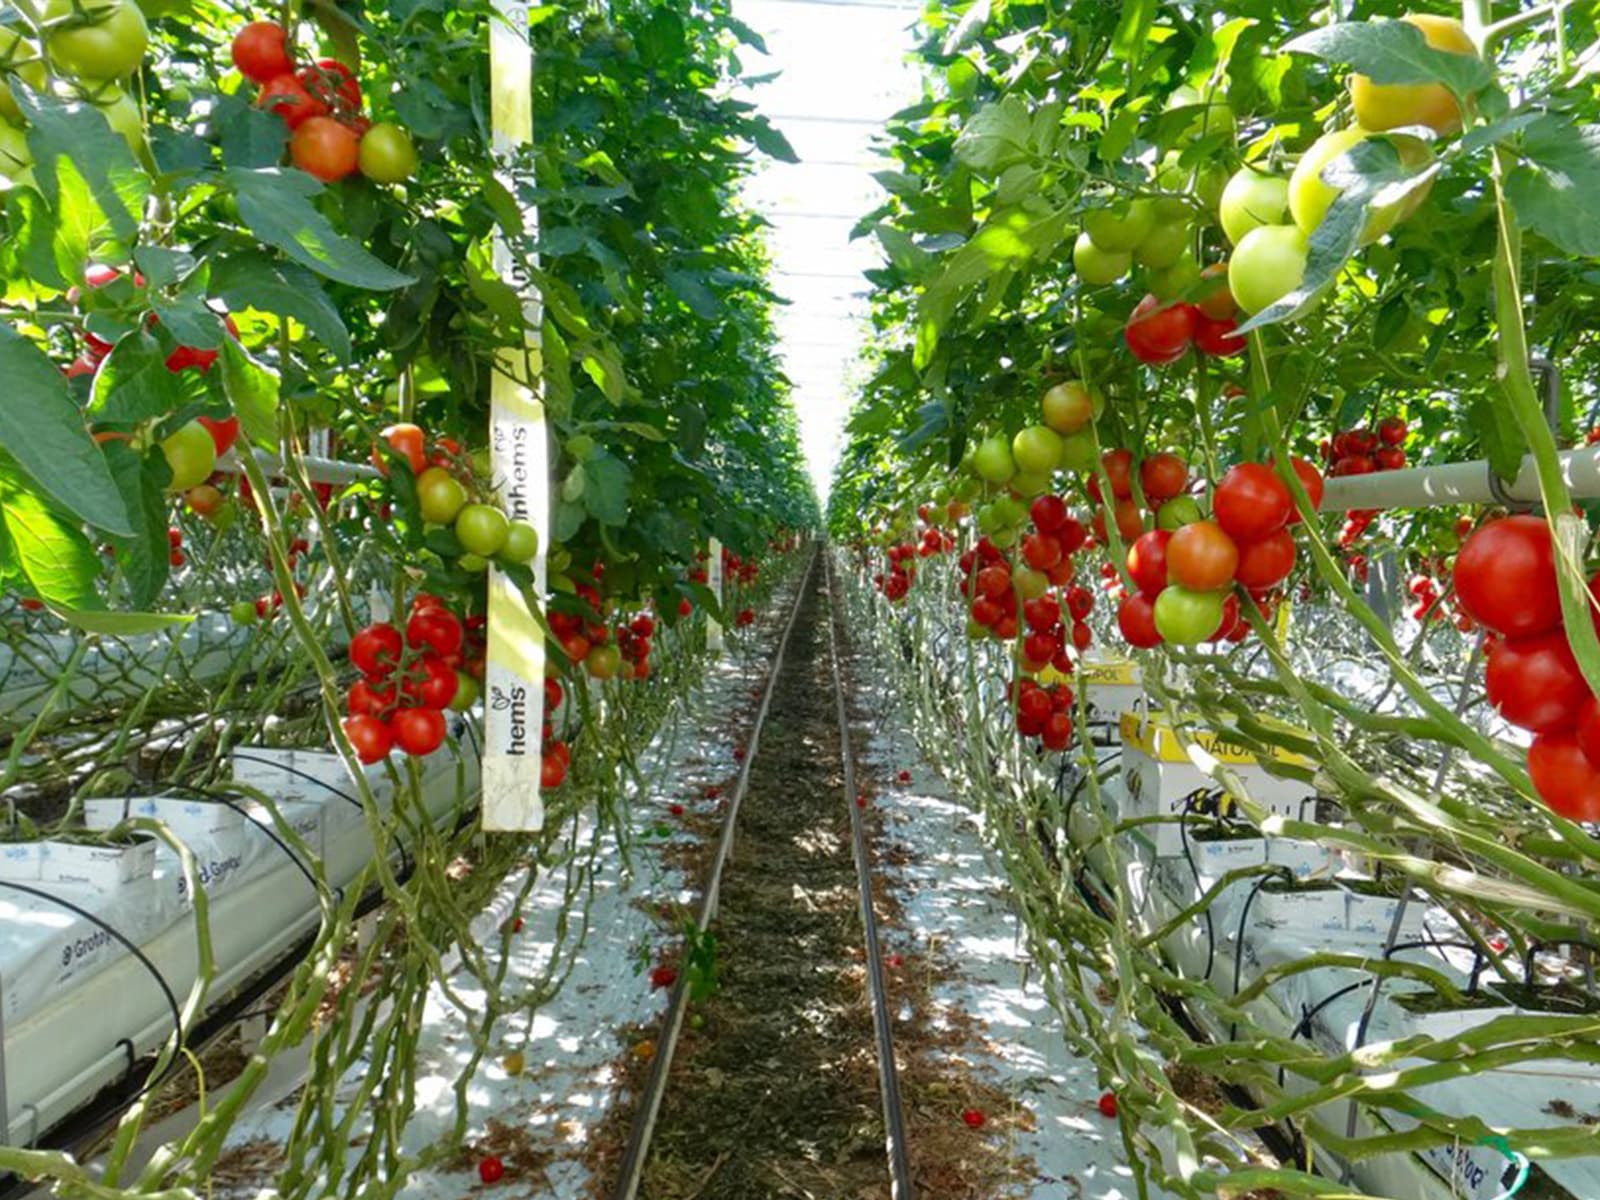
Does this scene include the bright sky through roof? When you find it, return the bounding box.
[734,0,921,505]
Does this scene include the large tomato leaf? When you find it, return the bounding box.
[219,339,280,449]
[103,440,171,610]
[0,323,135,536]
[1504,119,1600,258]
[0,450,104,611]
[1284,20,1493,99]
[88,330,191,424]
[209,252,352,363]
[17,91,148,258]
[227,168,416,291]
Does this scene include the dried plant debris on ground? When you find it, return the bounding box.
[587,576,1041,1199]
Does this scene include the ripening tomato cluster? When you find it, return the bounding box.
[231,19,417,185]
[1012,672,1077,750]
[1115,459,1324,649]
[1448,516,1600,822]
[340,597,484,764]
[734,607,756,627]
[66,264,241,382]
[720,545,760,587]
[1323,418,1409,477]
[1123,288,1245,365]
[540,677,571,788]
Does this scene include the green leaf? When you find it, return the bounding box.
[0,452,103,611]
[0,324,134,536]
[942,0,990,54]
[18,91,148,253]
[1504,119,1600,258]
[8,186,72,291]
[1111,0,1157,65]
[1283,20,1492,99]
[579,343,627,403]
[219,340,280,448]
[871,170,922,199]
[582,452,631,526]
[953,96,1033,175]
[665,267,720,319]
[1470,391,1527,484]
[218,94,290,169]
[748,118,798,164]
[210,252,352,362]
[104,442,169,610]
[89,330,190,424]
[228,168,415,290]
[57,609,194,634]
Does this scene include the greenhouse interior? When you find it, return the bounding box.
[0,0,1597,1196]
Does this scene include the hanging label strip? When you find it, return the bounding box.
[484,0,549,832]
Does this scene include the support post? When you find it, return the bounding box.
[707,538,724,652]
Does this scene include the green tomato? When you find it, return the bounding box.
[160,421,216,492]
[990,525,1019,550]
[971,433,1015,484]
[471,447,493,479]
[1012,565,1049,600]
[455,503,509,556]
[1229,225,1309,315]
[1009,470,1051,498]
[45,0,148,80]
[1133,220,1189,269]
[1288,126,1432,244]
[0,60,47,126]
[458,552,489,572]
[1059,431,1099,474]
[1156,496,1204,530]
[946,57,978,99]
[1167,84,1234,139]
[1155,151,1225,214]
[565,434,597,461]
[1082,199,1155,253]
[1011,425,1062,476]
[976,502,1006,535]
[1041,380,1098,435]
[357,122,418,184]
[97,88,145,155]
[416,466,468,525]
[1073,232,1131,286]
[993,494,1028,527]
[1153,586,1225,645]
[952,475,981,502]
[1149,253,1201,301]
[450,671,479,711]
[501,520,538,563]
[1219,167,1290,247]
[229,599,259,626]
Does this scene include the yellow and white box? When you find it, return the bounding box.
[1119,710,1322,857]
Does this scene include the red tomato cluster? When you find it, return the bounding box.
[720,545,760,586]
[232,20,415,184]
[1454,516,1600,822]
[959,495,1090,665]
[340,596,483,764]
[540,676,570,788]
[66,264,239,379]
[1012,676,1076,750]
[1115,458,1321,649]
[1123,289,1243,366]
[877,517,956,603]
[648,964,678,990]
[1322,418,1408,476]
[734,607,756,627]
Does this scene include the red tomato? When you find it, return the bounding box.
[1329,454,1377,477]
[1576,694,1600,768]
[1118,593,1163,647]
[350,622,403,679]
[1042,711,1074,751]
[1166,520,1239,591]
[1138,452,1188,502]
[1527,731,1600,822]
[1088,449,1135,501]
[1066,585,1094,620]
[407,607,464,657]
[1273,457,1324,523]
[1023,595,1061,632]
[343,715,392,764]
[1485,632,1589,733]
[1378,417,1408,446]
[373,423,427,477]
[1057,517,1087,556]
[1021,532,1062,570]
[1030,494,1068,533]
[197,415,240,457]
[1374,447,1406,470]
[290,116,361,182]
[298,59,361,114]
[1208,593,1242,641]
[1193,315,1245,356]
[541,752,568,788]
[402,653,460,709]
[1126,530,1172,596]
[1214,463,1292,544]
[1092,497,1144,545]
[1124,294,1196,365]
[1234,528,1297,589]
[232,21,295,83]
[257,73,328,128]
[1071,620,1092,650]
[1454,516,1562,639]
[347,678,396,718]
[391,706,447,756]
